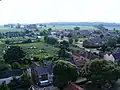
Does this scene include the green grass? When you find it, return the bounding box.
[79,38,88,41]
[16,42,59,57]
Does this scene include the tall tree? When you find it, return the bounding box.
[69,38,73,44]
[44,36,58,45]
[58,40,70,58]
[82,59,120,89]
[107,38,117,48]
[4,46,26,63]
[20,71,32,88]
[74,27,80,30]
[12,62,21,69]
[53,60,78,90]
[117,38,120,44]
[59,40,69,50]
[75,38,79,42]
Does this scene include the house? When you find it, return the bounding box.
[64,83,84,90]
[112,49,120,62]
[104,53,115,62]
[72,54,88,68]
[0,69,23,84]
[31,62,53,86]
[78,30,91,38]
[83,37,105,47]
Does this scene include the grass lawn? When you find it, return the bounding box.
[16,42,59,58]
[79,38,88,42]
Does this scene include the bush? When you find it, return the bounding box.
[12,62,21,69]
[0,63,11,71]
[82,59,120,89]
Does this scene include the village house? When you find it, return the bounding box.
[31,62,53,87]
[104,53,115,62]
[112,48,120,62]
[72,54,88,68]
[0,69,23,84]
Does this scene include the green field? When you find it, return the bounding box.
[0,40,59,61]
[0,27,24,32]
[0,26,97,32]
[39,25,98,31]
[105,26,120,30]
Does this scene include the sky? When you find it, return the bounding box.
[0,0,120,24]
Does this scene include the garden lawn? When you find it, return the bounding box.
[16,42,59,57]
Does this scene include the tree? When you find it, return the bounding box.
[82,59,120,89]
[20,71,32,88]
[5,40,10,44]
[107,38,117,48]
[59,40,69,50]
[4,46,26,63]
[100,45,108,52]
[44,36,58,45]
[75,38,79,42]
[117,38,120,44]
[0,63,11,71]
[100,34,104,39]
[48,28,52,32]
[22,39,32,43]
[58,49,70,58]
[53,60,78,90]
[69,38,73,44]
[12,62,21,69]
[9,77,20,90]
[58,40,70,58]
[74,27,80,30]
[0,81,10,90]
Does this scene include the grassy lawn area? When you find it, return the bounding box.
[16,42,59,58]
[79,38,88,42]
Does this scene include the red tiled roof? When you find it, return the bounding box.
[73,55,86,66]
[64,83,84,90]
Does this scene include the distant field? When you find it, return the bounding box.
[105,26,120,30]
[0,26,98,32]
[39,25,98,31]
[0,27,23,32]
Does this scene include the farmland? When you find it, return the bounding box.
[0,27,24,32]
[0,25,97,32]
[38,25,98,31]
[1,25,120,33]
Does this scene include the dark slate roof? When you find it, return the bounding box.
[66,57,74,64]
[113,53,120,60]
[0,69,23,79]
[113,49,120,60]
[33,63,53,76]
